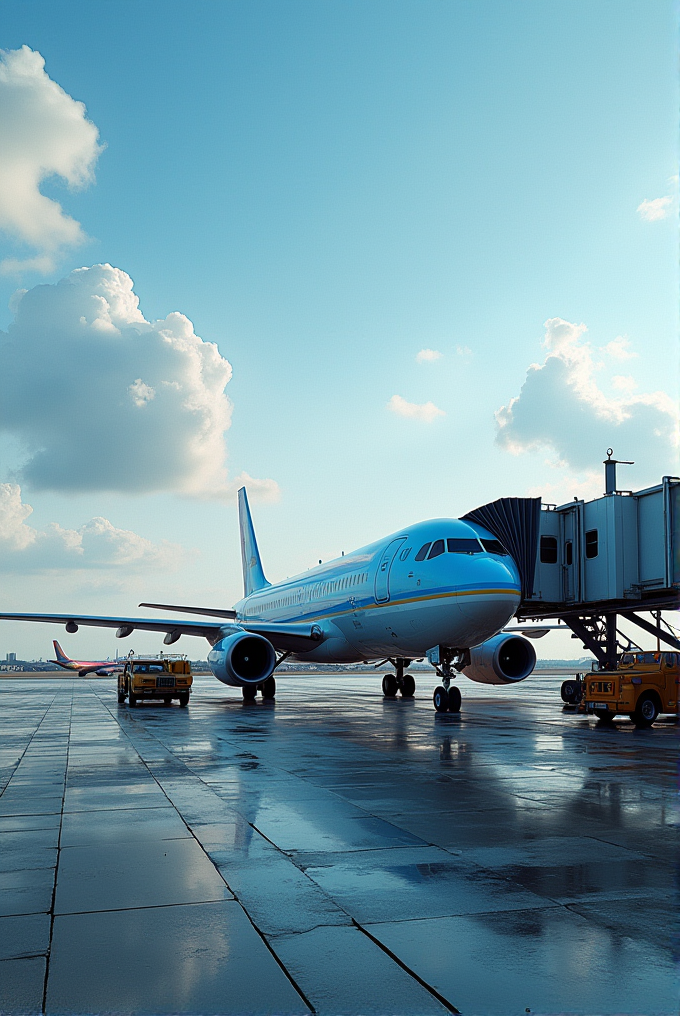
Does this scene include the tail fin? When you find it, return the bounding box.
[238,487,270,597]
[52,640,70,663]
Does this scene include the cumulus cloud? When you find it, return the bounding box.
[388,394,445,422]
[602,335,637,360]
[416,348,442,363]
[0,483,182,572]
[0,264,278,501]
[637,196,673,222]
[0,46,102,274]
[495,318,678,478]
[456,345,473,359]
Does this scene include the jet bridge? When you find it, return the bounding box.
[463,453,680,669]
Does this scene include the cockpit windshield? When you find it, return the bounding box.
[447,538,482,554]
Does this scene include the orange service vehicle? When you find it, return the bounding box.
[582,651,679,727]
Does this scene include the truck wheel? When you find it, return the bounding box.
[596,711,615,725]
[561,680,578,703]
[178,693,189,707]
[128,693,137,708]
[634,693,660,728]
[163,697,172,706]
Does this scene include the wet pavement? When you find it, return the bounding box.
[0,670,677,1015]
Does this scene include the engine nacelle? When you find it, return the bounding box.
[461,633,536,686]
[208,631,276,687]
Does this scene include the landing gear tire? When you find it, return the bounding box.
[401,674,415,698]
[261,676,276,700]
[117,691,126,704]
[128,693,137,708]
[447,685,461,713]
[178,693,189,708]
[633,693,660,728]
[433,686,449,712]
[242,685,257,702]
[382,674,398,698]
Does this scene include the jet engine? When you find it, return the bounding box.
[208,631,276,687]
[461,633,535,686]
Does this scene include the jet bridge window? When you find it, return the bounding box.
[539,536,558,564]
[447,538,482,554]
[427,540,445,559]
[415,543,431,561]
[585,529,598,559]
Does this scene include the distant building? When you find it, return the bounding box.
[6,653,16,663]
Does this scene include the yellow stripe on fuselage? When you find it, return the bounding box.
[247,586,520,625]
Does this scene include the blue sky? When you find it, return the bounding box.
[0,1,676,659]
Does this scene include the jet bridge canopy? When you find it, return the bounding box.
[461,460,680,669]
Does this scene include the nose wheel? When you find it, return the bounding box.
[430,647,464,713]
[433,684,461,713]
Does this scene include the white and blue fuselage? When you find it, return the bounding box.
[233,517,521,663]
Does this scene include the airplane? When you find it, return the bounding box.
[51,640,123,677]
[0,488,549,712]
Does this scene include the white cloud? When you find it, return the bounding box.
[0,46,103,274]
[387,394,445,422]
[495,317,678,478]
[456,345,473,359]
[602,335,637,360]
[611,375,637,393]
[637,196,673,222]
[0,264,279,501]
[416,348,442,363]
[0,483,183,572]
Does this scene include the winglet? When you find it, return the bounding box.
[238,487,270,597]
[52,639,70,663]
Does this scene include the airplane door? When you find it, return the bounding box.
[374,538,407,604]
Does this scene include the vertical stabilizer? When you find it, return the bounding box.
[52,640,70,663]
[238,487,270,597]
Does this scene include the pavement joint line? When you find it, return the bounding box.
[92,684,317,1014]
[351,918,461,1014]
[41,687,73,1016]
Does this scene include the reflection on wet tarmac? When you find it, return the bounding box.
[0,671,676,1015]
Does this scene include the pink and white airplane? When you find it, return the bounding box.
[51,640,123,677]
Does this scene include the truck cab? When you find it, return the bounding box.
[583,651,679,727]
[118,655,192,708]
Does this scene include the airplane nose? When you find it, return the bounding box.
[458,558,521,626]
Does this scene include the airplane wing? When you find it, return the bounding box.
[502,626,565,639]
[0,612,323,653]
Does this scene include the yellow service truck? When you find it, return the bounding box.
[582,651,679,727]
[118,655,192,708]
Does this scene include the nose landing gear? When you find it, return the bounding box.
[381,658,416,698]
[429,646,467,713]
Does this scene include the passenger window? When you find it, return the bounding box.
[415,543,431,561]
[480,539,507,555]
[565,540,573,566]
[448,538,482,554]
[585,529,598,559]
[540,536,558,564]
[428,539,445,559]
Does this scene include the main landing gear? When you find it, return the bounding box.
[430,646,466,714]
[242,676,276,702]
[382,659,416,699]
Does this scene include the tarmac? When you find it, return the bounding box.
[0,670,677,1016]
